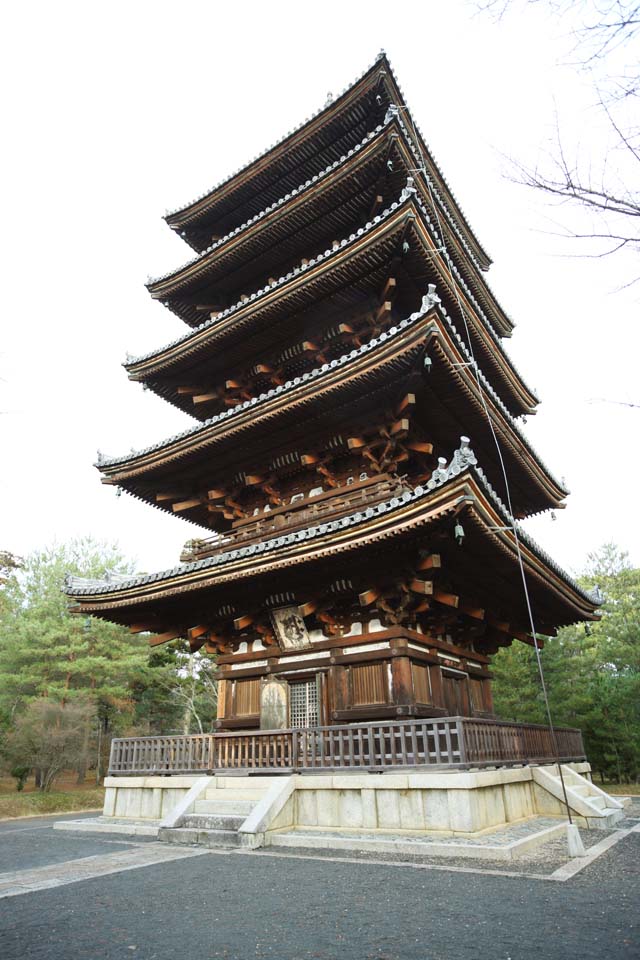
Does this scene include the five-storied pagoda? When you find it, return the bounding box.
[67,53,598,734]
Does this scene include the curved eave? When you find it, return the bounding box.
[164,57,386,239]
[164,54,492,276]
[66,471,598,630]
[102,306,566,518]
[131,196,537,418]
[379,60,492,271]
[149,115,514,342]
[147,122,392,301]
[423,327,566,514]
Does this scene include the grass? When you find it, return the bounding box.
[0,775,105,820]
[599,781,640,796]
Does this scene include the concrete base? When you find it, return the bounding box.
[54,817,160,837]
[267,819,567,861]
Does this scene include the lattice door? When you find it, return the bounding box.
[289,678,319,728]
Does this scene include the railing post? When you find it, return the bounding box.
[456,718,468,765]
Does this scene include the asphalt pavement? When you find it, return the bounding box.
[0,814,637,960]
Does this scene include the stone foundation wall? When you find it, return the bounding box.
[103,763,592,836]
[103,776,201,820]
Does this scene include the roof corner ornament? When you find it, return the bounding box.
[591,584,604,605]
[400,176,417,202]
[420,284,441,313]
[96,449,105,465]
[377,47,387,60]
[430,457,450,487]
[384,103,400,124]
[449,436,478,475]
[324,91,334,107]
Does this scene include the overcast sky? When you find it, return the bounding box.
[2,0,638,579]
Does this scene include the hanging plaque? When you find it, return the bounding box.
[270,606,310,650]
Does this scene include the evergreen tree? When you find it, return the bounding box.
[492,543,640,782]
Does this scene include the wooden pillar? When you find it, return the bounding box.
[391,656,413,707]
[483,676,495,715]
[430,664,444,710]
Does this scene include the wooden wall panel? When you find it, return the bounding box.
[411,663,431,703]
[234,678,260,716]
[351,663,387,705]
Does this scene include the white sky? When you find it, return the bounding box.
[2,0,638,579]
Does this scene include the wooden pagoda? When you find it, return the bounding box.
[67,53,599,738]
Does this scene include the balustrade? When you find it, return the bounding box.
[108,717,585,775]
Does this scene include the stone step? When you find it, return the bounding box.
[159,827,240,847]
[571,784,592,796]
[587,795,607,810]
[182,813,245,831]
[204,789,266,801]
[194,799,257,815]
[213,776,286,789]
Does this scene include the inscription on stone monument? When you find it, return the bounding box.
[260,676,289,729]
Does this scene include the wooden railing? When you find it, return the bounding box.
[108,717,585,776]
[180,476,405,561]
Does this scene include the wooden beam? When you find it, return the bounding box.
[298,601,317,617]
[375,301,392,324]
[406,441,433,454]
[369,194,384,218]
[188,625,210,640]
[233,615,253,631]
[155,492,180,503]
[417,553,441,571]
[172,498,203,512]
[347,436,367,450]
[396,393,415,416]
[129,624,153,634]
[193,393,217,404]
[176,386,203,395]
[390,417,410,436]
[459,604,485,621]
[207,488,226,500]
[380,277,397,301]
[408,579,434,595]
[148,630,183,647]
[433,589,459,609]
[359,588,380,607]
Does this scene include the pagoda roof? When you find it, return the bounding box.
[99,295,566,519]
[150,112,512,336]
[163,53,493,272]
[66,446,599,637]
[131,193,537,418]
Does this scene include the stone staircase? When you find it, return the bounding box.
[533,765,626,828]
[159,776,279,848]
